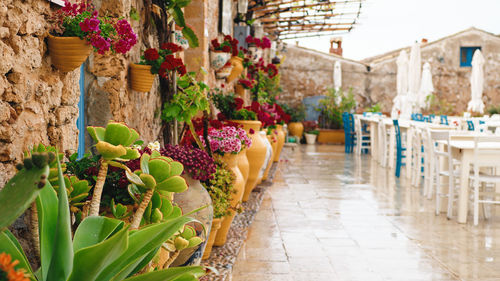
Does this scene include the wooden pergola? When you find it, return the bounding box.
[249,0,364,40]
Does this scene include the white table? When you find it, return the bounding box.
[439,138,500,223]
[359,116,382,161]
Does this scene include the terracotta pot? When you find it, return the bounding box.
[202,218,222,260]
[226,56,244,83]
[210,50,231,70]
[129,63,156,92]
[235,83,245,97]
[262,132,275,181]
[317,129,345,144]
[288,122,304,138]
[274,124,285,162]
[47,34,92,72]
[237,149,250,187]
[214,153,245,246]
[231,120,267,202]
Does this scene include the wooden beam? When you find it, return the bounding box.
[276,27,351,35]
[265,22,354,30]
[260,12,359,23]
[251,0,362,13]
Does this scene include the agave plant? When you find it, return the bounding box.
[0,151,210,281]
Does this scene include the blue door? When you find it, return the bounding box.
[77,64,85,159]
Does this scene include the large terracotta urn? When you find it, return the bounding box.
[231,120,267,202]
[274,124,286,162]
[202,218,222,260]
[261,132,275,182]
[47,34,92,72]
[226,56,244,83]
[262,133,276,181]
[214,153,245,246]
[237,149,250,187]
[288,122,304,138]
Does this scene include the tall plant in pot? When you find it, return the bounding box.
[282,104,306,138]
[316,88,356,144]
[48,0,137,72]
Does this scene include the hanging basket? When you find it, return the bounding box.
[209,50,231,70]
[47,34,92,72]
[129,63,155,92]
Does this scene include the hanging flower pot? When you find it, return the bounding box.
[215,62,233,79]
[174,30,190,50]
[47,35,92,72]
[210,50,232,70]
[129,63,156,92]
[226,56,244,83]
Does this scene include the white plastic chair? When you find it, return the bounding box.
[469,135,500,225]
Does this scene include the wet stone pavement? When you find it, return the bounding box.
[231,144,500,281]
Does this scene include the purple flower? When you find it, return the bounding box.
[90,34,111,54]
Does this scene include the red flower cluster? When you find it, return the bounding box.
[245,35,272,49]
[211,35,239,56]
[246,58,279,81]
[238,78,253,89]
[181,117,244,147]
[141,43,186,77]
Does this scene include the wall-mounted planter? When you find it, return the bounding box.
[209,50,231,70]
[129,63,155,92]
[47,34,92,72]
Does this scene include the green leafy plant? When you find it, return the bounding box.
[365,103,381,113]
[316,88,356,130]
[162,72,210,148]
[0,151,209,281]
[306,130,320,135]
[202,159,234,218]
[281,103,305,122]
[423,94,454,116]
[487,105,500,115]
[163,0,199,48]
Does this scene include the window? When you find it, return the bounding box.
[460,46,481,67]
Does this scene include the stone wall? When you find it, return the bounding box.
[366,28,500,113]
[281,28,500,114]
[0,0,165,186]
[0,0,81,186]
[279,44,369,107]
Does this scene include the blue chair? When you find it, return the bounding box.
[429,114,436,123]
[415,113,423,121]
[342,112,351,153]
[440,115,449,125]
[467,120,475,131]
[393,120,407,178]
[348,113,356,153]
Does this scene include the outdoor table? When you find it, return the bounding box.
[438,136,500,223]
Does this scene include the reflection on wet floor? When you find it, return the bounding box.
[232,144,500,281]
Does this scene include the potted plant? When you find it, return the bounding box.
[0,140,209,280]
[48,0,137,72]
[211,92,268,202]
[209,36,236,70]
[197,124,251,246]
[305,130,319,145]
[316,88,356,144]
[200,158,234,259]
[283,104,306,138]
[130,43,186,92]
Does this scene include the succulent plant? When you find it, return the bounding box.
[86,121,141,217]
[126,151,188,229]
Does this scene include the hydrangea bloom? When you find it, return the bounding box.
[199,125,252,155]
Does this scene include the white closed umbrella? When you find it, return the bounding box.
[391,50,409,118]
[406,42,421,115]
[417,62,434,110]
[467,49,485,114]
[333,60,342,104]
